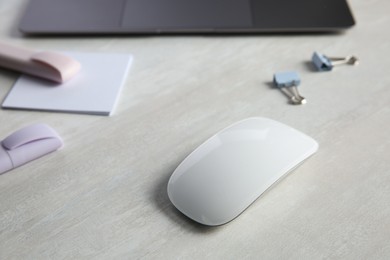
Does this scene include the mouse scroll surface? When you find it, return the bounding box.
[167,117,318,226]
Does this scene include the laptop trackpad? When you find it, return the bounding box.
[121,0,253,29]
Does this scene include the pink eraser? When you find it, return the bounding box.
[0,124,63,174]
[0,42,81,83]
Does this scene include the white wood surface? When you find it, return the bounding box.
[1,0,390,259]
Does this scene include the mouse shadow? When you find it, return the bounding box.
[152,162,223,234]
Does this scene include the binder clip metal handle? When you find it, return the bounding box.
[273,71,306,105]
[312,51,359,71]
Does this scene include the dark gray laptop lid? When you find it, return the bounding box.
[121,0,253,30]
[19,0,355,34]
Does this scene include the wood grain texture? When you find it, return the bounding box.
[1,0,390,259]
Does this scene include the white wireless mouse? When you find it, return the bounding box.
[167,117,318,226]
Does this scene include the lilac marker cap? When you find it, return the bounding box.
[0,124,63,174]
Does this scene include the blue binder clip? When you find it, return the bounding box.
[312,51,359,71]
[273,71,306,105]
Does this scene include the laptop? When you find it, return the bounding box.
[19,0,355,35]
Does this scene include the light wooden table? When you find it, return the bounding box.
[1,0,390,259]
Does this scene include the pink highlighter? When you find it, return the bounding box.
[0,42,81,83]
[0,124,63,174]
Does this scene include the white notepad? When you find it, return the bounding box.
[2,52,132,116]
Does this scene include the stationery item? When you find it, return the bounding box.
[273,71,306,105]
[2,52,133,116]
[0,42,80,83]
[312,51,359,71]
[0,124,63,174]
[19,0,355,35]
